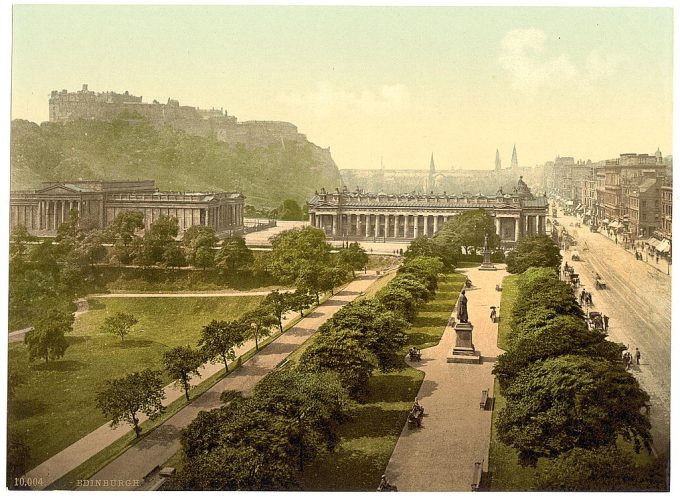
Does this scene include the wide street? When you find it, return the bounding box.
[554,213,671,455]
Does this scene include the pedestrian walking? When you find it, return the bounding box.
[635,348,641,366]
[587,292,592,306]
[624,352,632,370]
[603,315,609,332]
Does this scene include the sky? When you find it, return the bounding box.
[10,4,674,171]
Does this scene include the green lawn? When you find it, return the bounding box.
[496,275,518,350]
[8,295,263,471]
[299,273,464,490]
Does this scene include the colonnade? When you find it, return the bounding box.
[310,211,546,243]
[11,199,85,231]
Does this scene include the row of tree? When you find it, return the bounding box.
[169,248,443,489]
[493,265,662,489]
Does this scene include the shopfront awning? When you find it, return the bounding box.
[656,239,671,253]
[609,221,623,229]
[585,210,591,216]
[566,200,574,206]
[602,218,610,224]
[647,237,661,248]
[575,204,583,211]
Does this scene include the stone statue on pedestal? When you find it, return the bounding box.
[457,290,469,324]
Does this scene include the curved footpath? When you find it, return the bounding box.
[384,266,507,491]
[77,273,379,490]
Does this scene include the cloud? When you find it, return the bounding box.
[278,82,410,118]
[498,28,618,92]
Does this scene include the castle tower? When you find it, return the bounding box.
[495,149,501,171]
[511,144,518,169]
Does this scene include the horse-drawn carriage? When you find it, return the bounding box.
[571,251,580,261]
[594,273,607,289]
[588,311,604,331]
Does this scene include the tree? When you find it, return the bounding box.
[268,227,331,283]
[240,306,278,351]
[535,446,668,491]
[496,355,652,467]
[24,309,74,363]
[175,406,299,490]
[398,255,444,293]
[198,319,248,372]
[439,209,499,255]
[493,314,620,388]
[277,199,304,220]
[335,242,368,277]
[506,235,562,274]
[262,290,293,333]
[376,284,421,321]
[106,211,144,264]
[322,299,409,372]
[163,346,204,401]
[404,235,444,262]
[136,215,180,266]
[95,369,166,438]
[215,236,254,276]
[100,312,139,343]
[389,273,433,302]
[299,330,378,398]
[288,289,315,318]
[251,370,351,471]
[183,225,218,268]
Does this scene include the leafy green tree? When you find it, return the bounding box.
[183,225,218,268]
[288,289,315,318]
[163,346,204,401]
[136,215,180,266]
[398,255,444,293]
[335,242,368,278]
[100,312,139,343]
[299,330,378,398]
[9,224,36,258]
[535,446,668,491]
[251,370,352,471]
[494,315,620,388]
[440,209,499,255]
[95,369,166,438]
[240,306,278,351]
[24,309,74,363]
[269,227,331,283]
[216,236,254,276]
[175,406,298,490]
[506,235,562,274]
[162,241,187,268]
[376,284,421,321]
[296,263,326,304]
[262,290,294,333]
[106,211,145,264]
[389,273,433,302]
[496,355,652,467]
[322,299,409,372]
[277,199,304,220]
[198,319,248,372]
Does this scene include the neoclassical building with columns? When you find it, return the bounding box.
[10,180,245,236]
[308,177,548,247]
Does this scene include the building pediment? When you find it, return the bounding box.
[36,184,82,195]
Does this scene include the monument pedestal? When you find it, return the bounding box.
[478,249,497,271]
[447,321,481,364]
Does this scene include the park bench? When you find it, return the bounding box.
[471,461,483,491]
[480,389,489,410]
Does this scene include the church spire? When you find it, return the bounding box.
[511,144,518,169]
[429,152,436,174]
[495,149,501,171]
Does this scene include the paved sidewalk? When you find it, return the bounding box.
[90,289,293,298]
[385,266,507,491]
[80,273,379,490]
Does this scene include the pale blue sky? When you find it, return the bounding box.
[11,5,673,170]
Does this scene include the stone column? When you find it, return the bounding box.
[365,215,371,238]
[433,215,439,234]
[514,217,520,241]
[495,217,501,237]
[374,215,379,239]
[393,215,399,239]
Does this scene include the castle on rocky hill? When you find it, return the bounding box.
[49,84,309,149]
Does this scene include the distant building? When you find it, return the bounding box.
[510,144,518,170]
[659,184,672,242]
[10,180,245,236]
[307,177,548,248]
[495,149,501,171]
[626,177,662,238]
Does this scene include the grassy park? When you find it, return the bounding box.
[299,273,464,490]
[8,295,263,470]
